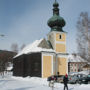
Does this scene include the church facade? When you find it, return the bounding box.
[13,1,68,78]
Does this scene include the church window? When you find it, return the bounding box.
[59,35,62,39]
[75,69,77,72]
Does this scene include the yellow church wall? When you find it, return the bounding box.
[56,43,66,53]
[56,33,66,42]
[42,55,52,78]
[58,57,67,75]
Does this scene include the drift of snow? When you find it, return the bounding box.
[0,73,90,90]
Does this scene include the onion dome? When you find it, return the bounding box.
[47,1,66,31]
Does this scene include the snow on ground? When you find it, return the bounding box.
[0,73,90,90]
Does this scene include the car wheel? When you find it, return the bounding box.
[78,81,81,84]
[76,80,78,84]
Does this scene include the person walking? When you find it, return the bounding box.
[63,74,68,90]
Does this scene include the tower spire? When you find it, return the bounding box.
[47,0,66,31]
[53,0,59,15]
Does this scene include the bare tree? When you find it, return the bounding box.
[11,43,18,53]
[76,12,90,62]
[0,50,16,75]
[20,44,25,50]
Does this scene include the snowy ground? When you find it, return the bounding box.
[0,73,90,90]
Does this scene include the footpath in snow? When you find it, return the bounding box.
[0,73,90,90]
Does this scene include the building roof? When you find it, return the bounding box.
[68,54,87,63]
[14,38,55,58]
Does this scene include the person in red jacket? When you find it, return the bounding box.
[63,74,68,90]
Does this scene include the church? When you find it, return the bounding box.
[13,1,68,78]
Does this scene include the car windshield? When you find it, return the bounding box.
[78,74,86,78]
[88,75,90,77]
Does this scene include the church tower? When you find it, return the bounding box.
[47,0,68,75]
[47,1,66,53]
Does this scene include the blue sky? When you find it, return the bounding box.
[0,0,90,53]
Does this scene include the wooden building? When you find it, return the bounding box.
[83,64,90,71]
[13,53,41,77]
[13,1,68,78]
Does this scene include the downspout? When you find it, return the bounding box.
[55,53,58,75]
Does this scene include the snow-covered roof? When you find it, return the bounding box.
[6,66,13,71]
[68,54,87,62]
[14,38,54,58]
[69,70,90,75]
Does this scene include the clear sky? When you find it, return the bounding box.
[0,0,90,53]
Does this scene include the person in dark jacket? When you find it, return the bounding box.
[63,74,68,90]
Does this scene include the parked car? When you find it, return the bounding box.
[57,75,64,83]
[68,75,79,84]
[78,74,90,84]
[47,75,64,83]
[47,75,57,82]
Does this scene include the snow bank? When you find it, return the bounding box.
[0,73,90,90]
[11,76,48,85]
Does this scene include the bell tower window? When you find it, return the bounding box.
[59,35,62,39]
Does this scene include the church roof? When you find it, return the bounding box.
[14,38,54,58]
